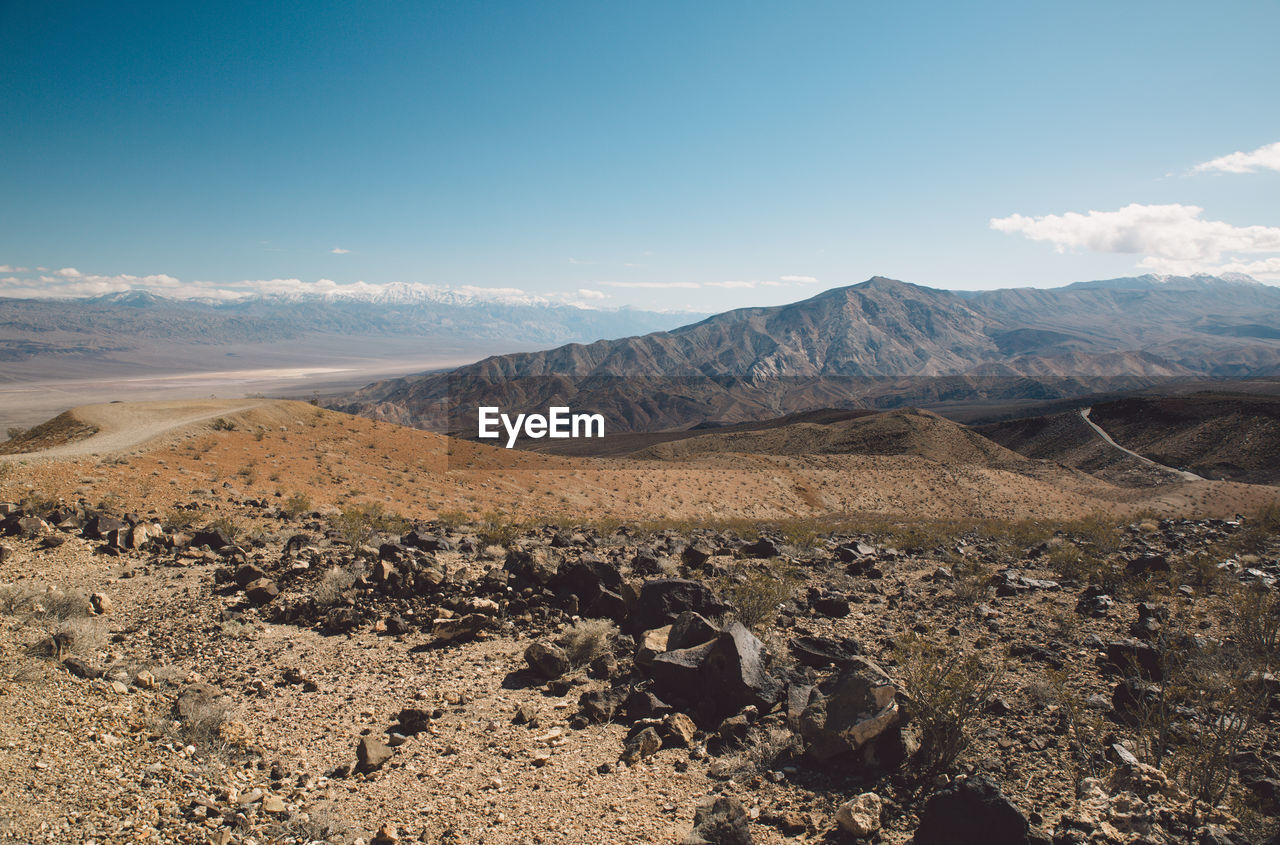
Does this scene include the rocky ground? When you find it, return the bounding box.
[1,486,1277,844]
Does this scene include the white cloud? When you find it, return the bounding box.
[0,266,639,310]
[330,247,351,254]
[598,281,702,289]
[1192,140,1280,174]
[0,265,27,273]
[991,203,1280,280]
[706,280,756,289]
[780,274,818,283]
[568,257,593,265]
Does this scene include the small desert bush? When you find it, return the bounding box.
[313,565,359,607]
[722,563,802,631]
[33,588,91,622]
[434,510,473,528]
[1066,514,1126,555]
[949,557,992,604]
[281,492,313,519]
[1044,668,1104,793]
[475,511,532,548]
[709,726,798,778]
[896,634,1006,778]
[1232,584,1279,670]
[1045,543,1098,583]
[210,417,236,432]
[560,618,617,667]
[208,513,242,542]
[334,501,408,547]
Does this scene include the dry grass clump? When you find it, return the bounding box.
[0,582,41,615]
[560,618,618,666]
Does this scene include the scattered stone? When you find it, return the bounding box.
[356,736,393,772]
[835,792,882,837]
[244,577,279,605]
[621,726,662,763]
[89,592,112,615]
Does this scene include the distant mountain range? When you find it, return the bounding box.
[0,289,696,364]
[330,274,1280,433]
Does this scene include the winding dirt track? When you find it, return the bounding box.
[2,399,269,459]
[1080,407,1204,482]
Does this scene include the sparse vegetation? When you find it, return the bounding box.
[313,565,360,607]
[334,501,408,547]
[895,634,1006,778]
[281,491,312,518]
[721,562,802,631]
[210,417,237,431]
[560,618,617,666]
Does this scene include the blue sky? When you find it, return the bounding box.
[2,0,1278,310]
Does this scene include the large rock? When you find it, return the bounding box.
[699,623,782,717]
[192,524,235,550]
[630,578,730,634]
[835,792,882,837]
[432,614,491,642]
[1106,639,1163,681]
[553,558,627,621]
[799,658,899,762]
[128,522,164,549]
[504,547,560,587]
[789,635,862,669]
[525,641,571,680]
[650,623,780,721]
[244,578,279,605]
[913,776,1036,845]
[356,736,393,772]
[667,611,719,651]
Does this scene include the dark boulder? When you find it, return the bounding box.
[630,578,730,634]
[914,775,1037,845]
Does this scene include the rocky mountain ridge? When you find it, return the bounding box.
[334,274,1280,432]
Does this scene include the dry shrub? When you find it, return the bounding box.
[896,633,1005,778]
[949,557,992,604]
[0,582,40,615]
[336,502,408,548]
[560,618,617,666]
[723,563,801,631]
[1233,584,1279,670]
[313,565,359,607]
[281,492,312,518]
[33,588,91,622]
[709,726,798,778]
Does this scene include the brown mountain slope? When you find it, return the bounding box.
[6,400,1278,525]
[1085,395,1280,484]
[977,394,1280,486]
[633,408,1028,468]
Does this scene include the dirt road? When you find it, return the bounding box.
[1,399,268,459]
[1080,407,1204,482]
